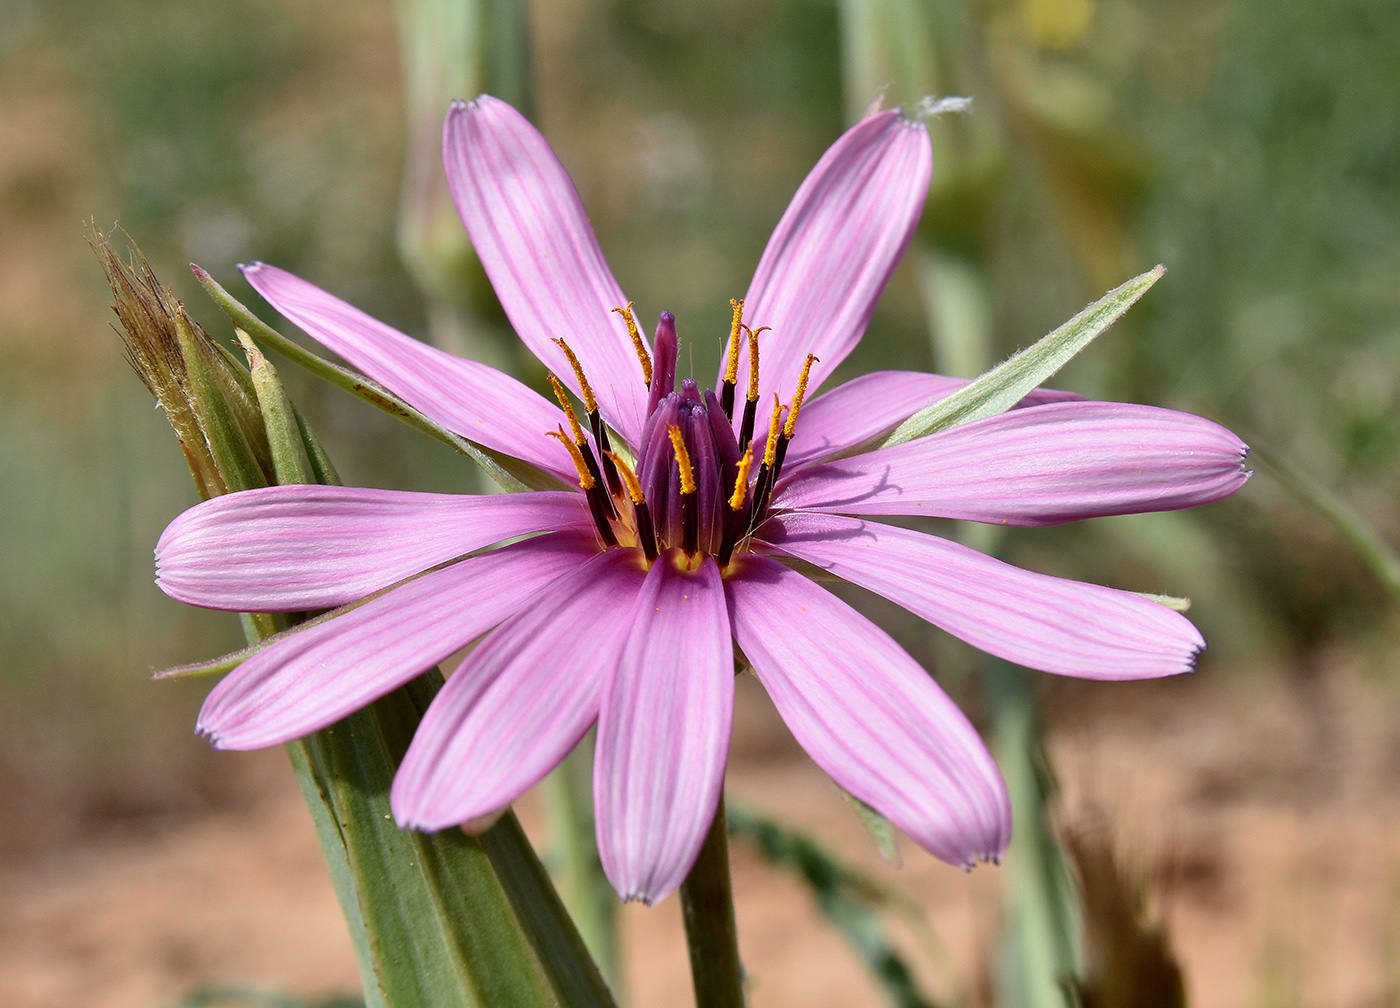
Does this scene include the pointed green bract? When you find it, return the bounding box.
[841,790,900,865]
[239,329,316,485]
[880,266,1166,447]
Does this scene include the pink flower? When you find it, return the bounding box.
[156,96,1249,904]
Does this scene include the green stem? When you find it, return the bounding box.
[680,795,745,1008]
[542,733,622,994]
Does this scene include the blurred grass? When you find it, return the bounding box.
[0,0,1398,851]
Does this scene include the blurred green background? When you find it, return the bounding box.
[1,0,1397,900]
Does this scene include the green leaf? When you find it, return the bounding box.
[880,266,1166,448]
[727,805,945,1008]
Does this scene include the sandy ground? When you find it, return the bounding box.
[1,667,1397,1008]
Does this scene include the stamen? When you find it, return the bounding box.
[607,451,645,505]
[745,326,767,403]
[728,445,754,511]
[762,394,785,467]
[720,299,744,417]
[546,373,588,445]
[737,325,766,451]
[783,353,819,439]
[605,450,658,561]
[744,395,787,540]
[612,302,653,385]
[546,427,595,490]
[589,412,622,498]
[667,422,698,555]
[547,373,615,516]
[551,338,598,413]
[548,427,617,547]
[667,423,697,495]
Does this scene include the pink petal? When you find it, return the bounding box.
[787,370,1083,469]
[444,97,648,445]
[240,263,576,480]
[197,534,598,749]
[157,485,593,610]
[725,554,1009,867]
[776,401,1250,525]
[392,549,648,831]
[725,110,931,409]
[763,513,1203,680]
[595,552,732,904]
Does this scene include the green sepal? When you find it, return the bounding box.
[192,264,567,493]
[238,329,316,485]
[290,671,616,1008]
[1136,592,1191,612]
[173,310,270,492]
[840,790,900,866]
[880,266,1166,447]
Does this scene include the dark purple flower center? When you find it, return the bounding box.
[546,301,815,570]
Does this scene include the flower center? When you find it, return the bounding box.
[546,300,816,570]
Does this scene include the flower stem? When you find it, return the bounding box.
[542,731,621,994]
[679,794,745,1008]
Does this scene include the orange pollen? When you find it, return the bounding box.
[611,303,652,385]
[667,423,697,494]
[728,445,754,510]
[762,395,786,467]
[724,299,745,384]
[551,338,598,413]
[546,427,595,490]
[745,325,769,402]
[783,353,819,439]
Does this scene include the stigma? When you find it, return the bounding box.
[549,303,814,571]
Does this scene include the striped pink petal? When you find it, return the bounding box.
[156,485,592,610]
[393,549,648,831]
[197,534,597,749]
[776,401,1250,525]
[444,97,648,445]
[726,554,1009,867]
[786,370,1084,469]
[764,513,1203,680]
[595,552,732,905]
[240,263,576,481]
[724,110,931,409]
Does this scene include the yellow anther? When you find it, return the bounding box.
[604,451,646,506]
[546,373,588,445]
[723,299,745,385]
[783,353,819,439]
[546,427,595,490]
[745,325,769,402]
[762,394,785,467]
[612,303,652,385]
[551,338,598,413]
[728,445,754,511]
[667,423,697,494]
